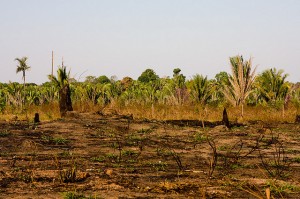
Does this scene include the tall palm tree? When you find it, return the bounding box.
[48,65,73,116]
[15,56,31,106]
[223,55,257,117]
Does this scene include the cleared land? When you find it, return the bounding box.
[0,112,299,198]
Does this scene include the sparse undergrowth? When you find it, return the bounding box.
[0,112,299,198]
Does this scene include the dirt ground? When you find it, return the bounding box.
[0,112,300,198]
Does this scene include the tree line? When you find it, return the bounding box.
[1,55,299,117]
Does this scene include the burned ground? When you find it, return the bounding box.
[0,112,299,198]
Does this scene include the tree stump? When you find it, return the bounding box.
[222,108,230,128]
[296,115,300,123]
[59,84,73,117]
[34,113,40,123]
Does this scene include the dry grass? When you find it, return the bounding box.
[0,102,297,123]
[118,104,297,123]
[0,103,60,121]
[0,107,299,198]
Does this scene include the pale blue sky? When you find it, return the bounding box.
[1,0,299,84]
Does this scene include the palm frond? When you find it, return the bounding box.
[15,56,31,75]
[49,65,71,89]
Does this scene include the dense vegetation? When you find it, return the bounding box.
[1,55,299,121]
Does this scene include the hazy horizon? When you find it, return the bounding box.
[1,0,299,84]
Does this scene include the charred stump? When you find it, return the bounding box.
[222,108,230,128]
[59,84,73,117]
[296,115,300,123]
[34,113,40,123]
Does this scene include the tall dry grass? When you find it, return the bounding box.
[0,102,297,123]
[117,103,297,123]
[0,103,60,121]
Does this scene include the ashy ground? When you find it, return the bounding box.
[0,112,300,198]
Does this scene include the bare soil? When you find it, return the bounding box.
[0,112,300,198]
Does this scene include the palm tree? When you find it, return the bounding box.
[190,74,215,105]
[189,74,215,128]
[3,82,23,107]
[223,55,257,117]
[48,65,73,116]
[172,68,187,105]
[15,56,31,106]
[256,68,289,103]
[214,71,230,103]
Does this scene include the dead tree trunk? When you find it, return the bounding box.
[59,84,73,117]
[66,85,73,112]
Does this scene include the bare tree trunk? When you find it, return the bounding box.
[241,104,244,117]
[59,84,73,117]
[23,72,26,108]
[66,85,73,111]
[59,87,67,117]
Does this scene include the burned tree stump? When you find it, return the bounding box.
[296,115,300,123]
[222,108,230,128]
[34,113,40,123]
[59,84,73,117]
